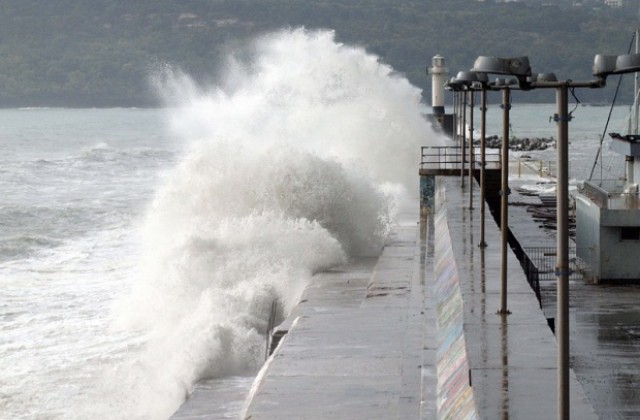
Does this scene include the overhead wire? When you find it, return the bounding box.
[588,30,636,182]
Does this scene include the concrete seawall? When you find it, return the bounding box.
[434,177,597,420]
[238,209,436,419]
[172,174,598,419]
[433,182,476,418]
[432,176,596,419]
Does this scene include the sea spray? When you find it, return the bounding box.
[155,28,442,188]
[111,28,444,418]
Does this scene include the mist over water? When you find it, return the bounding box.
[105,29,442,418]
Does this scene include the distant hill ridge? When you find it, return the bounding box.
[0,0,636,107]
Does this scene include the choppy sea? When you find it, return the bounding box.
[484,101,631,181]
[0,29,635,420]
[0,29,443,420]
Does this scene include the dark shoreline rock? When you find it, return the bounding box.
[473,135,555,151]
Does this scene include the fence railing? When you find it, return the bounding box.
[265,299,279,360]
[581,180,640,209]
[520,246,583,306]
[420,146,501,170]
[519,159,558,178]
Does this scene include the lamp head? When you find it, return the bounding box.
[473,56,531,75]
[593,54,616,78]
[491,77,518,87]
[454,71,477,90]
[532,72,558,82]
[445,76,464,91]
[453,70,490,90]
[594,53,640,80]
[472,56,532,89]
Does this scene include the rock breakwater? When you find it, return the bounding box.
[475,135,555,151]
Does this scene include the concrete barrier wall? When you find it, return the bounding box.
[432,176,597,420]
[433,179,478,420]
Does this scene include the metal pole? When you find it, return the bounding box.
[453,92,458,143]
[457,91,461,143]
[556,85,570,420]
[479,88,487,248]
[457,90,460,138]
[458,91,462,141]
[461,91,467,187]
[498,87,510,315]
[469,90,475,209]
[635,29,639,135]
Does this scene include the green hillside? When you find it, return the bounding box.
[0,0,638,107]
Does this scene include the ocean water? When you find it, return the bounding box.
[483,101,632,181]
[0,29,444,419]
[0,108,180,419]
[1,27,635,419]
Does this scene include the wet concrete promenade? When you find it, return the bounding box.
[433,176,595,419]
[240,209,437,419]
[508,167,640,419]
[172,167,606,419]
[169,155,640,419]
[237,174,596,419]
[173,172,597,420]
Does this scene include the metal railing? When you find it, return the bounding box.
[265,299,279,360]
[420,146,501,170]
[519,159,558,178]
[581,180,640,209]
[520,246,582,306]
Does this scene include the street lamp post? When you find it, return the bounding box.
[448,71,491,242]
[471,57,530,317]
[472,52,640,420]
[468,90,475,209]
[535,78,590,420]
[556,82,571,420]
[445,76,467,183]
[499,84,511,315]
[453,90,459,143]
[462,90,467,187]
[449,71,490,210]
[467,73,491,246]
[479,85,488,248]
[471,57,532,317]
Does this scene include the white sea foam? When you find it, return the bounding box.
[109,28,444,418]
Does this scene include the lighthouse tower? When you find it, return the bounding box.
[427,54,448,117]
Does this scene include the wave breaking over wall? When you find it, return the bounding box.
[111,28,444,419]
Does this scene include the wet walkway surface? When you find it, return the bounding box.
[240,210,437,419]
[171,376,253,420]
[507,167,640,419]
[439,175,596,419]
[570,283,640,419]
[172,159,639,419]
